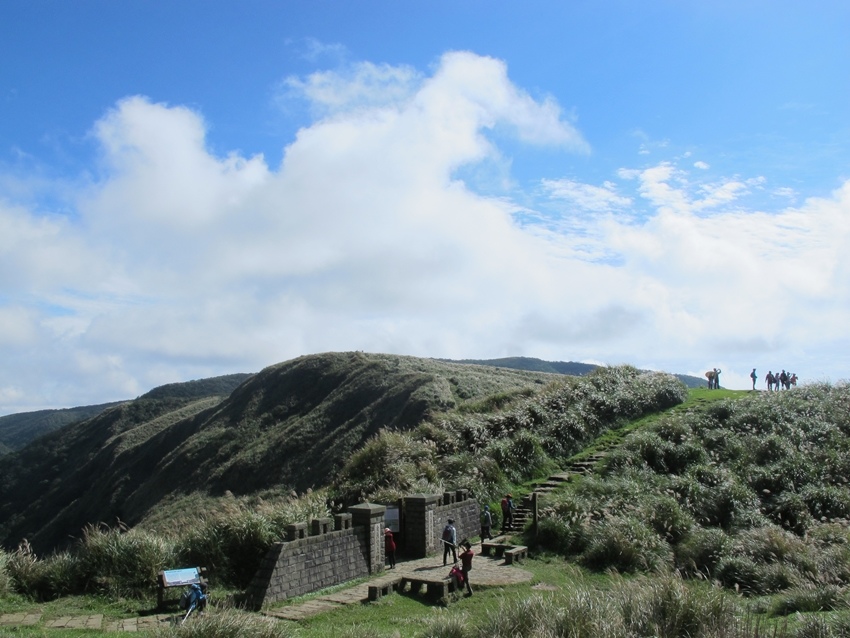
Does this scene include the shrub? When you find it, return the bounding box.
[534,517,587,556]
[802,484,850,522]
[766,492,813,536]
[420,610,471,638]
[6,539,52,600]
[715,555,764,595]
[178,510,276,588]
[643,495,694,543]
[674,527,730,578]
[734,525,807,565]
[579,516,672,573]
[76,524,176,596]
[612,574,736,638]
[771,584,848,616]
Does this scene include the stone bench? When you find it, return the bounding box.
[398,576,457,601]
[368,576,403,601]
[505,545,528,564]
[480,536,509,557]
[156,567,207,609]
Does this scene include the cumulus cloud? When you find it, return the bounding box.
[1,50,849,413]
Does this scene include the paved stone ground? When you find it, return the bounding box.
[264,540,532,621]
[0,541,532,630]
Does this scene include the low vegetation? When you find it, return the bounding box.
[334,364,687,505]
[533,382,850,603]
[3,354,850,636]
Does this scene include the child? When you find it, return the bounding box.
[384,528,396,569]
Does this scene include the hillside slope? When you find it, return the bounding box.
[0,352,555,553]
[0,402,125,454]
[449,356,706,388]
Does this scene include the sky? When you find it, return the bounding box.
[1,1,849,415]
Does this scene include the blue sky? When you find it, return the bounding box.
[1,1,849,414]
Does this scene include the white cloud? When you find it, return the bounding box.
[694,161,710,170]
[542,178,631,212]
[2,50,850,413]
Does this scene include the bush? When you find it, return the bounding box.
[579,517,672,574]
[612,574,736,638]
[674,527,729,578]
[420,610,471,638]
[76,524,177,596]
[178,510,277,589]
[715,555,765,595]
[643,495,694,543]
[802,485,850,522]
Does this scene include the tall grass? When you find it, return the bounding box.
[3,491,331,599]
[334,366,688,506]
[151,608,296,638]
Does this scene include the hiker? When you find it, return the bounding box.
[779,370,788,390]
[442,518,457,565]
[480,504,492,540]
[790,373,798,387]
[501,494,515,532]
[459,539,474,596]
[384,528,396,569]
[750,368,757,390]
[713,368,721,390]
[766,371,775,391]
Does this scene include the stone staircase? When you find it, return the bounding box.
[503,451,609,532]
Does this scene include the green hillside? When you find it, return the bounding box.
[0,402,124,454]
[448,356,707,388]
[0,353,557,553]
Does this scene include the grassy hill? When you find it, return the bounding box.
[0,353,557,553]
[448,356,707,388]
[0,374,253,456]
[0,402,125,454]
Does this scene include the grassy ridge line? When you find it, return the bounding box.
[0,353,556,554]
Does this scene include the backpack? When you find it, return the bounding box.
[449,565,464,585]
[501,497,508,512]
[442,525,453,542]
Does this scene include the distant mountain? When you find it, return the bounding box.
[0,403,125,454]
[0,353,555,553]
[0,374,254,456]
[446,356,706,388]
[137,373,254,401]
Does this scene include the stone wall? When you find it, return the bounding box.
[403,489,479,558]
[246,490,480,608]
[245,508,384,610]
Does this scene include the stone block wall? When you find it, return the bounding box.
[403,489,479,558]
[245,490,480,608]
[245,510,380,609]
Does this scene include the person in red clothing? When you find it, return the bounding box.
[458,539,474,596]
[384,528,396,569]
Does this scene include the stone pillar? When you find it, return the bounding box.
[349,503,386,574]
[403,494,441,558]
[311,517,332,536]
[334,513,352,531]
[286,522,308,541]
[532,492,539,538]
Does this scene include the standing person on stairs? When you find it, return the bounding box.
[480,505,493,540]
[501,494,515,532]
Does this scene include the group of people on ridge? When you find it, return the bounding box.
[764,369,797,391]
